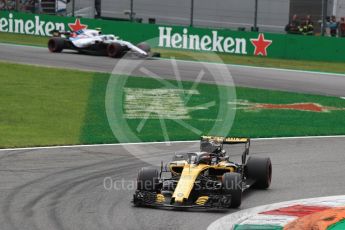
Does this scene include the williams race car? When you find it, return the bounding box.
[133,136,272,209]
[48,28,158,58]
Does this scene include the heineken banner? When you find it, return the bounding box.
[1,11,345,62]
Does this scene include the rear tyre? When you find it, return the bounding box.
[136,42,151,53]
[48,37,65,53]
[246,156,272,189]
[151,52,161,57]
[222,172,242,208]
[137,167,159,192]
[107,43,125,58]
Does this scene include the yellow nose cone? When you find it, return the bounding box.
[172,164,209,203]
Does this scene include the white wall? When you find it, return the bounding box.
[67,0,95,18]
[335,0,345,17]
[101,0,290,33]
[327,0,345,17]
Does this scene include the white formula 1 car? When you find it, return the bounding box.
[48,29,159,58]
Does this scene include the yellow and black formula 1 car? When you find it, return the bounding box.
[132,136,272,209]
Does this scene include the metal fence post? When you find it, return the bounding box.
[130,0,134,21]
[72,0,75,17]
[190,0,194,27]
[254,0,258,31]
[321,0,328,36]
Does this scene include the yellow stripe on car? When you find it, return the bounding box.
[156,194,165,203]
[172,164,209,203]
[195,196,209,205]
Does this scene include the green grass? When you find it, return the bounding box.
[0,32,47,47]
[232,87,345,137]
[1,31,345,74]
[0,62,94,147]
[84,74,345,143]
[1,61,345,148]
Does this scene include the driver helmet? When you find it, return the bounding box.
[200,140,221,154]
[95,27,102,35]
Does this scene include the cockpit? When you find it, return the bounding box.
[200,140,226,157]
[172,152,218,165]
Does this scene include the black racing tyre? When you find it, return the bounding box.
[222,172,242,208]
[151,52,161,57]
[136,42,151,53]
[246,156,272,189]
[48,37,65,53]
[107,43,125,58]
[137,167,159,192]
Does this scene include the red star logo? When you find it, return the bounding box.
[68,18,88,32]
[250,33,272,56]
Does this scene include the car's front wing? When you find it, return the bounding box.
[132,190,232,209]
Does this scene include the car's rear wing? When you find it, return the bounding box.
[201,136,250,164]
[201,136,250,145]
[51,30,72,38]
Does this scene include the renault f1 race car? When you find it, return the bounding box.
[133,136,272,209]
[48,29,158,58]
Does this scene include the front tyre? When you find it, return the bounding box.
[246,156,272,189]
[222,172,242,208]
[136,42,151,53]
[136,167,160,192]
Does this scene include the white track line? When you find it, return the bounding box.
[253,135,345,141]
[0,140,198,151]
[0,135,344,151]
[0,42,46,49]
[159,57,345,77]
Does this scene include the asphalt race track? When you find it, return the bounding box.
[1,43,345,97]
[1,44,345,229]
[0,137,345,230]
